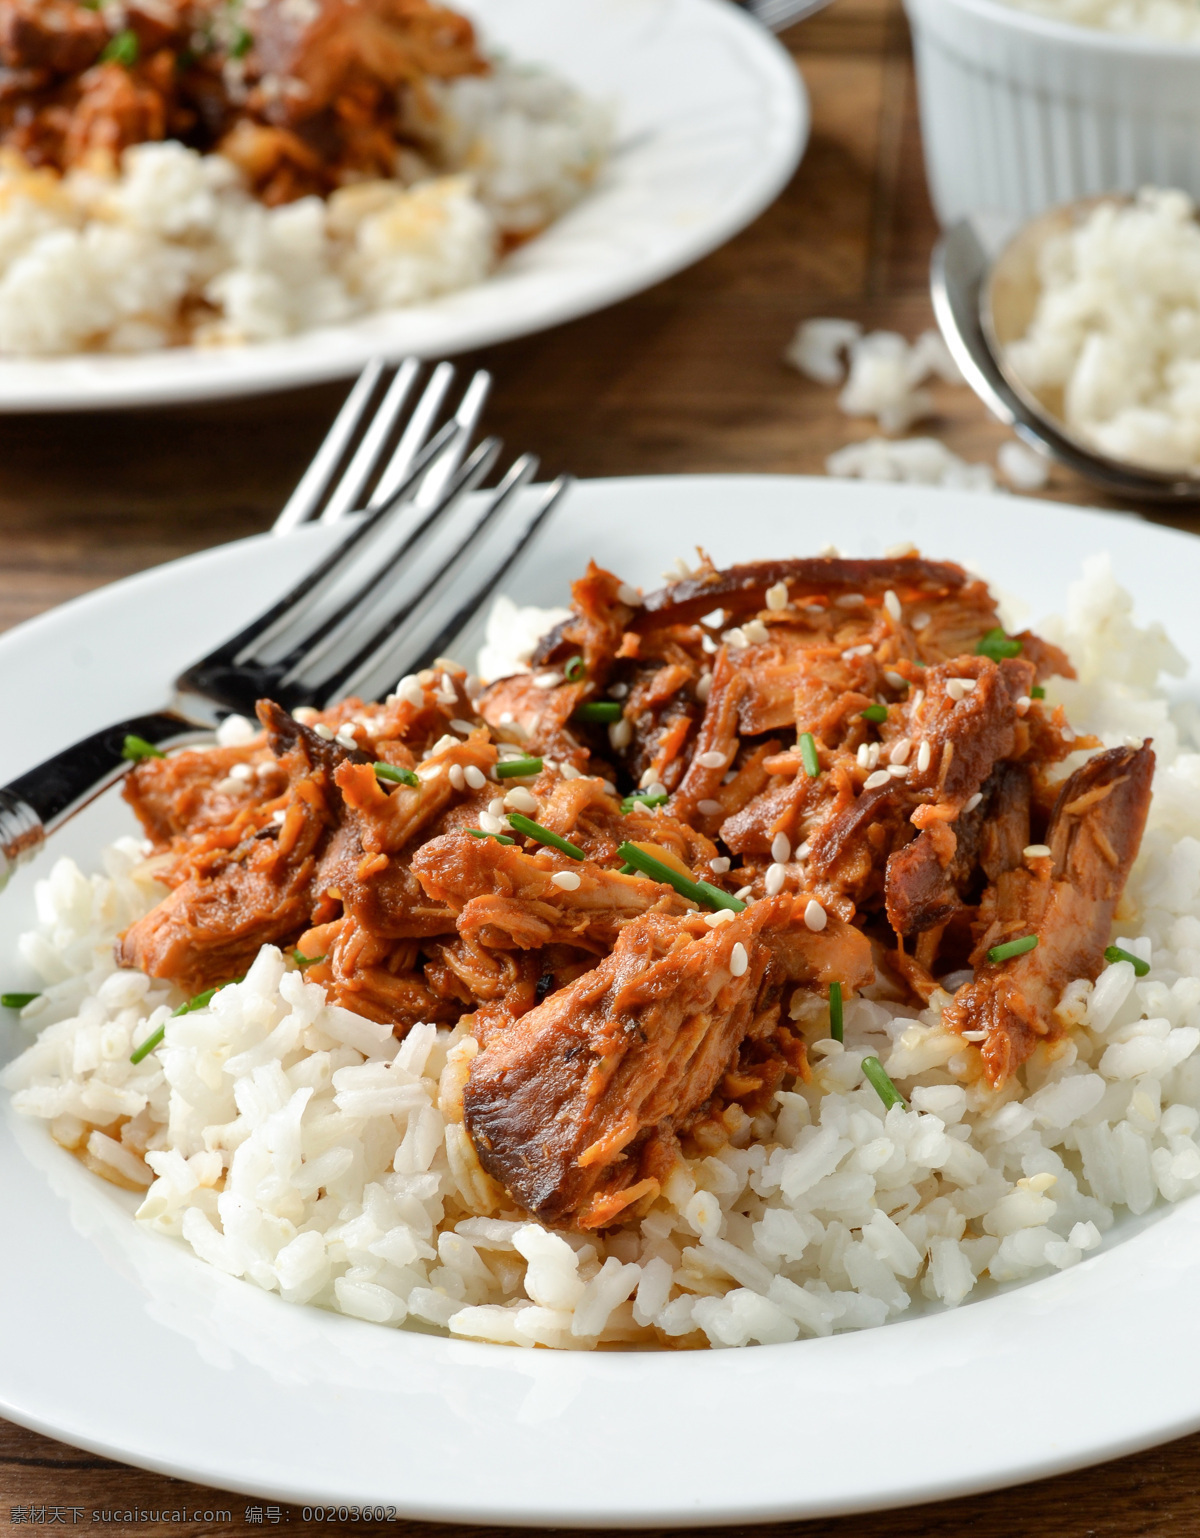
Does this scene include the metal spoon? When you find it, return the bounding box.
[931,205,1200,503]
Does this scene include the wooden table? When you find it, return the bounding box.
[3,1,1199,1531]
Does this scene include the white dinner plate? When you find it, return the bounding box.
[4,476,1200,1523]
[0,0,806,414]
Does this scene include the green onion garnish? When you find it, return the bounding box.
[122,735,165,762]
[799,732,820,779]
[293,950,326,968]
[129,1025,165,1065]
[494,757,544,779]
[1104,944,1150,977]
[572,701,622,724]
[622,792,668,813]
[101,28,139,65]
[507,813,585,860]
[564,656,586,683]
[862,1055,907,1111]
[374,761,419,787]
[129,976,242,1064]
[231,25,253,57]
[987,934,1039,964]
[1,992,39,1009]
[1031,685,1046,700]
[619,862,637,875]
[977,627,1022,662]
[829,981,843,1043]
[467,829,515,845]
[616,841,745,913]
[860,705,888,723]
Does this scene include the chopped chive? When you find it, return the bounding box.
[987,934,1039,964]
[292,950,326,968]
[101,28,139,65]
[829,981,843,1043]
[862,1055,907,1111]
[467,828,515,845]
[122,734,165,762]
[564,656,586,683]
[622,792,668,813]
[374,761,419,787]
[860,704,888,723]
[1,992,39,1009]
[1104,944,1150,977]
[494,756,544,779]
[231,25,252,57]
[572,701,622,724]
[1031,684,1046,700]
[617,841,746,913]
[507,813,585,860]
[129,1024,165,1065]
[618,862,637,875]
[799,732,820,779]
[977,627,1022,662]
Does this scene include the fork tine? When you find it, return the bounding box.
[366,360,457,511]
[312,452,542,704]
[274,435,503,684]
[313,358,423,527]
[271,358,387,536]
[411,368,492,511]
[406,475,573,681]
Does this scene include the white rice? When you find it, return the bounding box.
[1000,0,1200,39]
[1007,188,1200,474]
[7,554,1200,1350]
[0,60,609,355]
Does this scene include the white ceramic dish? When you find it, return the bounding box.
[904,0,1200,226]
[4,476,1200,1523]
[0,0,805,415]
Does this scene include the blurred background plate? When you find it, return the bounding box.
[0,0,806,415]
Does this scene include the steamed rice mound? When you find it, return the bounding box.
[7,554,1200,1351]
[1001,0,1200,39]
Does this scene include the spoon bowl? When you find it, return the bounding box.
[932,200,1200,503]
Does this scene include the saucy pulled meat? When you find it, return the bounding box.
[0,0,485,203]
[117,551,1154,1228]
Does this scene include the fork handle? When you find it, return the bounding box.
[0,711,205,889]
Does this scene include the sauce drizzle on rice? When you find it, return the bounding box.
[5,550,1198,1351]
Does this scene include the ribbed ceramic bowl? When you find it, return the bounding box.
[904,0,1200,225]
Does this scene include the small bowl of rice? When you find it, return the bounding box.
[903,0,1200,225]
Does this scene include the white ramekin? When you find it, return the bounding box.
[903,0,1200,225]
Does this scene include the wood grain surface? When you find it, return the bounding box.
[3,1,1200,1532]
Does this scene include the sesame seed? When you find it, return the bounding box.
[723,627,748,649]
[533,672,561,690]
[710,856,731,874]
[214,777,241,795]
[743,620,770,644]
[696,673,713,701]
[647,782,668,799]
[313,723,335,741]
[889,738,911,765]
[617,582,642,606]
[449,719,474,735]
[704,908,735,928]
[229,763,253,781]
[292,706,318,725]
[504,787,538,814]
[464,765,486,790]
[883,589,901,622]
[698,799,723,816]
[803,899,827,932]
[730,942,749,977]
[1061,725,1075,743]
[765,863,786,896]
[863,769,891,790]
[765,582,789,611]
[885,540,917,558]
[946,678,969,702]
[608,682,629,699]
[734,885,754,900]
[722,769,738,784]
[1024,844,1052,859]
[961,1030,988,1042]
[795,841,811,860]
[336,731,357,749]
[771,832,791,864]
[551,871,582,891]
[856,744,871,769]
[1016,695,1032,716]
[272,808,287,824]
[867,743,881,769]
[888,763,909,778]
[449,764,466,791]
[639,767,657,788]
[963,792,983,813]
[602,780,617,795]
[499,711,515,726]
[916,740,932,772]
[912,612,930,629]
[609,718,633,750]
[884,669,907,690]
[842,643,874,660]
[698,750,727,769]
[836,593,865,608]
[430,734,460,757]
[561,763,582,780]
[488,797,506,817]
[819,543,840,557]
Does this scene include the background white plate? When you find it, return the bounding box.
[0,0,806,413]
[4,477,1200,1524]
